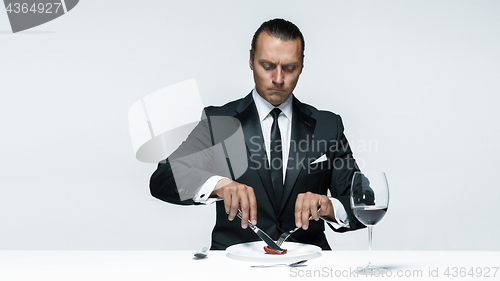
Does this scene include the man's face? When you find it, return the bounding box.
[250,32,303,106]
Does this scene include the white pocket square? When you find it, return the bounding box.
[311,154,327,164]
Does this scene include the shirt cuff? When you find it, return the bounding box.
[192,176,226,204]
[324,197,350,229]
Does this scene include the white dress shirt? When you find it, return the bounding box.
[192,89,349,229]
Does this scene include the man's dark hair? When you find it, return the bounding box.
[250,18,305,62]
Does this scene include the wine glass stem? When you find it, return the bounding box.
[368,226,373,268]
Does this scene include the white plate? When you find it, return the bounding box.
[226,241,322,262]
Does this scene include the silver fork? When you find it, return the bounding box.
[276,207,322,246]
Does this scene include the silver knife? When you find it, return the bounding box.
[237,210,283,252]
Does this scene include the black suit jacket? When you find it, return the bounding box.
[150,93,365,250]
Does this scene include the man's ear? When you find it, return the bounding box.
[249,51,254,70]
[299,55,305,74]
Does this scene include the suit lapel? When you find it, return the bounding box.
[279,98,316,214]
[235,93,279,214]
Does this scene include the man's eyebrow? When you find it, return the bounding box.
[258,60,300,66]
[258,59,275,65]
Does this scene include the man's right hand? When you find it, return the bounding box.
[211,178,257,229]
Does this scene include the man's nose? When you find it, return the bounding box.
[272,68,284,85]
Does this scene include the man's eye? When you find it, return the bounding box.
[283,66,295,72]
[262,64,274,70]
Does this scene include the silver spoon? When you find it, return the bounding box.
[193,247,208,258]
[251,259,307,268]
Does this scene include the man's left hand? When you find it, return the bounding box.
[295,192,336,230]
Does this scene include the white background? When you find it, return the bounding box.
[0,0,498,251]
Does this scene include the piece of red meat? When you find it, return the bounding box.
[263,246,287,255]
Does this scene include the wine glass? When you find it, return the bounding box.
[350,171,389,274]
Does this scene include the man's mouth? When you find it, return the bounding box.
[270,89,285,93]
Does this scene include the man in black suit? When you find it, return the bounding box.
[150,18,365,250]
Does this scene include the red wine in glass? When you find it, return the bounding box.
[350,171,389,274]
[352,206,388,226]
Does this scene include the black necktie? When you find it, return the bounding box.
[270,108,283,206]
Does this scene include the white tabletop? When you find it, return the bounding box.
[1,250,499,280]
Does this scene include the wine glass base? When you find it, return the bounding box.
[355,266,389,276]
